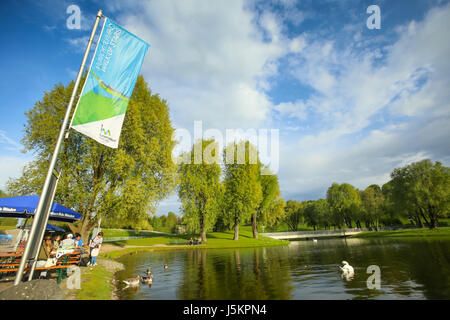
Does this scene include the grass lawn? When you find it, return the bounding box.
[102,228,164,238]
[101,227,289,260]
[75,264,115,300]
[0,225,15,232]
[353,226,450,240]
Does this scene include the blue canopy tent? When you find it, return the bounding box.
[19,223,66,233]
[0,195,82,222]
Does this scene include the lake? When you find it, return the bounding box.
[115,238,450,300]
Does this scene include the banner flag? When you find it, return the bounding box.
[70,17,150,148]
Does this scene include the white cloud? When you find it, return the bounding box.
[277,4,450,200]
[0,156,30,190]
[108,0,300,131]
[0,130,21,152]
[97,0,450,205]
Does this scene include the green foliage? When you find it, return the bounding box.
[326,182,361,228]
[284,200,304,231]
[223,141,263,240]
[303,198,332,230]
[178,139,223,240]
[258,170,286,228]
[361,184,384,229]
[6,75,177,239]
[0,189,8,197]
[389,160,450,228]
[166,211,179,233]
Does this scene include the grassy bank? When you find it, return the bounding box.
[75,264,114,300]
[102,227,289,259]
[352,226,450,240]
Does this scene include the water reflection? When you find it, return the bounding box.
[115,238,450,300]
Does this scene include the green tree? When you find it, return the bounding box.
[390,159,450,228]
[361,184,384,230]
[326,183,361,229]
[166,211,179,233]
[303,199,331,230]
[223,141,262,240]
[252,167,285,238]
[7,75,177,240]
[178,139,222,241]
[303,200,319,230]
[284,200,304,231]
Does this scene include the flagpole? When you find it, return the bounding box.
[14,9,103,286]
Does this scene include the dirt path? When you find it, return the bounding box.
[100,243,180,253]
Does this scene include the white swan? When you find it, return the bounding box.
[339,261,354,281]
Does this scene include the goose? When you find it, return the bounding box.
[123,275,140,287]
[339,261,354,280]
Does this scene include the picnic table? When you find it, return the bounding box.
[0,248,82,284]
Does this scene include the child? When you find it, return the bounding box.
[89,244,100,267]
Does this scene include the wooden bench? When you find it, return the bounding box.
[0,250,82,284]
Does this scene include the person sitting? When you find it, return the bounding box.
[189,238,193,245]
[193,238,198,245]
[60,233,75,249]
[32,235,54,278]
[74,233,84,255]
[53,234,61,249]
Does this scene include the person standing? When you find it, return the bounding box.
[87,232,103,266]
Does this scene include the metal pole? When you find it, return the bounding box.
[27,168,61,281]
[14,9,103,285]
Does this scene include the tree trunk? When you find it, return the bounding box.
[200,214,207,242]
[69,219,95,248]
[233,217,239,240]
[416,216,424,228]
[251,212,258,239]
[421,213,431,228]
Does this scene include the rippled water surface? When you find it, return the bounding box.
[115,238,450,300]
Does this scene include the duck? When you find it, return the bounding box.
[141,268,153,283]
[141,273,153,284]
[123,275,140,287]
[339,261,355,280]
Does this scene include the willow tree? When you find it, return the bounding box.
[7,75,177,240]
[223,141,262,240]
[389,160,449,229]
[178,139,222,242]
[361,184,384,230]
[326,183,361,229]
[252,169,285,238]
[284,200,304,231]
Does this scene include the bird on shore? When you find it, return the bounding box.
[123,275,140,287]
[339,261,354,281]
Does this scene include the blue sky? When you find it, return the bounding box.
[1,0,449,215]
